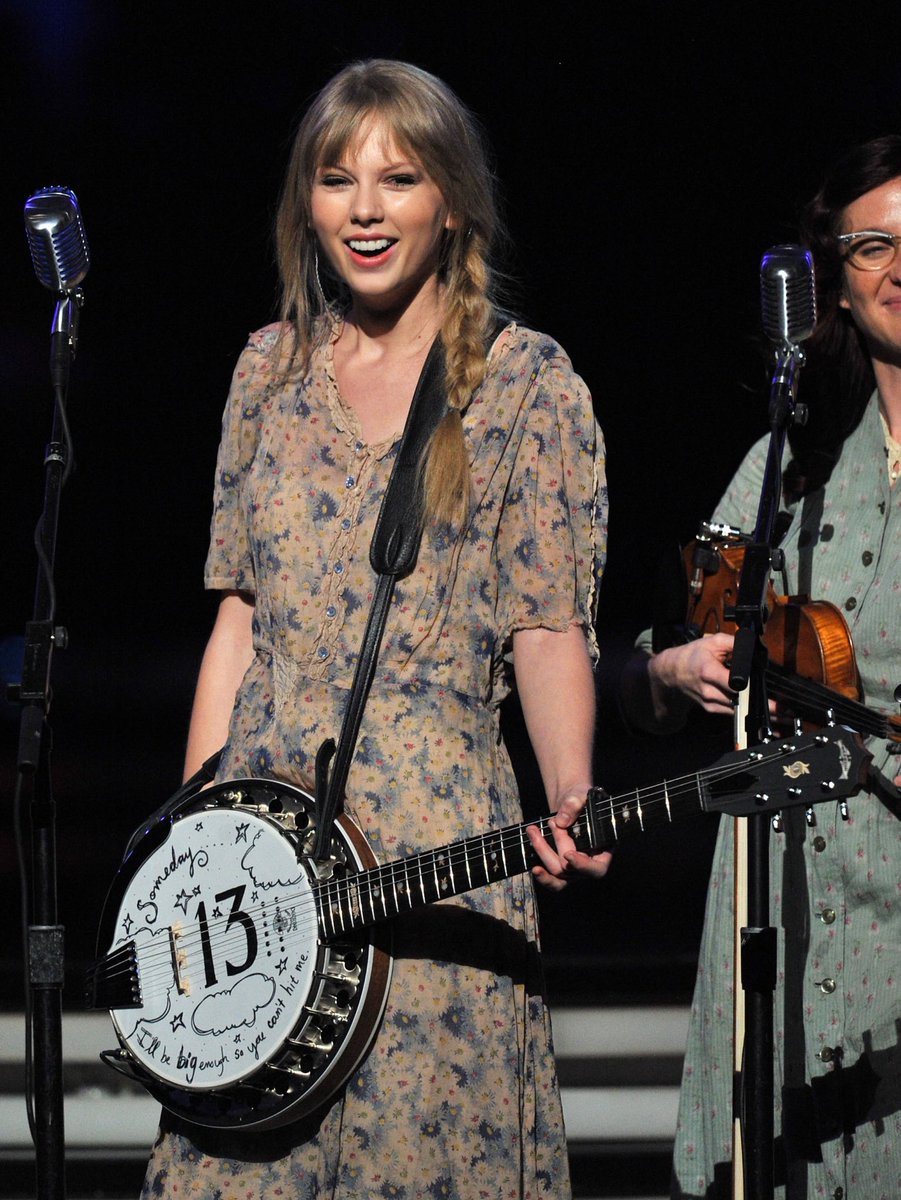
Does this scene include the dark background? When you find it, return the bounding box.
[3,1,901,1011]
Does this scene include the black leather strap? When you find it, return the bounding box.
[796,486,824,599]
[370,334,448,576]
[312,334,448,858]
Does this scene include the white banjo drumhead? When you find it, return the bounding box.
[110,807,318,1090]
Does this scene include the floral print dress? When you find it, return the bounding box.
[669,393,901,1199]
[141,319,607,1200]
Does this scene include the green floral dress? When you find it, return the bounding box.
[141,320,606,1200]
[670,394,901,1199]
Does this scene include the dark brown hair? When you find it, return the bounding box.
[786,135,901,498]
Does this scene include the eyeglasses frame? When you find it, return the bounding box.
[836,229,901,271]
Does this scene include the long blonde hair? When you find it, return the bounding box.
[275,59,504,527]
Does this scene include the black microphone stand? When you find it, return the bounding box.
[728,339,806,1199]
[11,287,83,1200]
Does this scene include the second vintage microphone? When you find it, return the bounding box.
[760,243,816,349]
[760,243,816,423]
[24,187,90,390]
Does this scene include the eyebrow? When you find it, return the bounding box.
[317,156,421,173]
[838,229,898,238]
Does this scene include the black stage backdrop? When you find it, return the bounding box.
[3,1,901,1009]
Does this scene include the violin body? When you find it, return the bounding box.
[682,534,899,740]
[684,537,860,700]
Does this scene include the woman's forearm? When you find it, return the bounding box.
[183,591,255,780]
[512,623,595,810]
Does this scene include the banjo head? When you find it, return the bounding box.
[98,777,392,1130]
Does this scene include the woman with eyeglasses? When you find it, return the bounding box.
[622,136,901,1197]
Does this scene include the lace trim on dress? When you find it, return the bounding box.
[321,318,407,456]
[879,408,901,487]
[321,317,358,444]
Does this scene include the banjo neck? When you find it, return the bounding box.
[316,725,868,941]
[317,814,549,939]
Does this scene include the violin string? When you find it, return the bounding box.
[91,740,835,995]
[766,668,887,737]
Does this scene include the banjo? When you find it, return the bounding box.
[85,725,868,1132]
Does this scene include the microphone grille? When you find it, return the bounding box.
[24,186,90,292]
[760,244,816,347]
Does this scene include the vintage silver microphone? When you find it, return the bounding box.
[760,243,816,349]
[760,244,816,424]
[25,186,90,292]
[24,187,90,389]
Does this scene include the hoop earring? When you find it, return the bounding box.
[314,247,326,302]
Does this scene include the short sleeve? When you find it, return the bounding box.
[494,345,607,663]
[710,433,772,531]
[632,432,778,655]
[203,326,284,593]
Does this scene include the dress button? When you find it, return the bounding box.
[326,605,336,619]
[816,1045,836,1062]
[844,596,857,611]
[833,1188,844,1200]
[819,907,837,925]
[812,835,827,852]
[334,562,343,574]
[815,977,837,994]
[317,646,328,659]
[861,550,873,566]
[345,476,355,489]
[341,518,352,530]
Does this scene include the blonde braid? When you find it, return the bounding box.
[423,232,495,528]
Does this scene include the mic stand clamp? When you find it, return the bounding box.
[50,288,83,392]
[768,342,806,428]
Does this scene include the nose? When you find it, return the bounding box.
[350,180,384,226]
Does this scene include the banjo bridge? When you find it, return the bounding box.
[168,922,192,996]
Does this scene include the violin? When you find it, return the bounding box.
[682,528,901,743]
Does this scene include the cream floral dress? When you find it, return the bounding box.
[142,319,607,1200]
